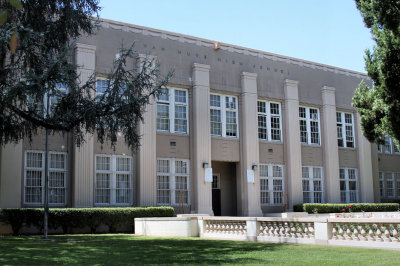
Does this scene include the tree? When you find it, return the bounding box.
[0,0,171,238]
[353,0,400,145]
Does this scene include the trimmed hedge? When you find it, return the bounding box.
[293,203,400,214]
[0,207,174,235]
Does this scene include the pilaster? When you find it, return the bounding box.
[321,86,340,203]
[137,54,157,206]
[284,79,303,208]
[239,72,263,216]
[72,43,96,207]
[356,113,375,202]
[0,143,23,207]
[192,63,213,215]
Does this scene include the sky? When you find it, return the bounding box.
[98,0,374,73]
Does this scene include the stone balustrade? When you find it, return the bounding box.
[135,215,400,250]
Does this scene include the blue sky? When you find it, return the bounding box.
[98,0,374,73]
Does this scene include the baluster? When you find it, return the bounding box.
[384,225,391,242]
[375,225,383,242]
[284,222,291,237]
[279,223,285,237]
[392,225,399,242]
[291,224,296,238]
[268,223,274,236]
[243,221,247,235]
[304,223,310,238]
[338,224,345,240]
[332,226,338,240]
[353,225,359,241]
[308,223,314,238]
[359,225,367,241]
[273,222,279,236]
[297,224,304,238]
[368,227,375,241]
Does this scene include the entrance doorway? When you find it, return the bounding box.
[212,174,221,216]
[211,161,237,216]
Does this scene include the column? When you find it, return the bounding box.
[137,54,157,206]
[321,86,340,203]
[72,43,96,207]
[356,113,375,202]
[239,72,263,217]
[0,143,23,207]
[284,79,303,208]
[192,63,213,215]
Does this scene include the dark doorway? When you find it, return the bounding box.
[212,174,221,216]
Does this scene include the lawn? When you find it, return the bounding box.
[0,234,399,265]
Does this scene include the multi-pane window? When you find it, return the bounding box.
[156,158,190,205]
[259,164,284,205]
[384,135,392,154]
[210,94,238,138]
[336,112,355,148]
[386,172,394,198]
[379,172,385,198]
[156,88,188,134]
[299,107,320,145]
[257,101,282,141]
[95,155,133,205]
[339,168,358,203]
[24,151,67,205]
[302,166,323,203]
[96,78,109,97]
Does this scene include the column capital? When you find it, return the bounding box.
[284,79,299,87]
[241,72,257,80]
[192,63,210,71]
[75,43,96,52]
[321,86,336,106]
[284,79,299,101]
[321,86,335,93]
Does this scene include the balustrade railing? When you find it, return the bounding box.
[259,220,315,239]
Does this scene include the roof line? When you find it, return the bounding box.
[98,17,369,79]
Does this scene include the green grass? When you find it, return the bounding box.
[0,234,399,265]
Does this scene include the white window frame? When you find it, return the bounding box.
[379,171,385,198]
[24,150,68,206]
[94,154,133,206]
[96,77,109,97]
[385,172,395,198]
[384,135,392,154]
[299,106,321,145]
[257,100,282,142]
[156,158,190,206]
[302,166,324,203]
[259,164,285,206]
[210,93,239,138]
[156,87,189,134]
[336,112,355,148]
[339,168,359,203]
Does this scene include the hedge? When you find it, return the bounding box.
[293,203,400,214]
[0,207,174,235]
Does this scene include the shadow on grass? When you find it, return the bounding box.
[0,235,281,265]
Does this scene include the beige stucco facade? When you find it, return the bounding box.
[1,18,399,214]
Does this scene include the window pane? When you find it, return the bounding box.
[271,116,281,141]
[157,104,169,131]
[174,105,187,133]
[210,94,220,107]
[158,88,169,101]
[95,173,110,204]
[116,174,130,203]
[27,152,42,168]
[258,115,267,140]
[157,160,169,173]
[225,111,237,137]
[272,166,282,177]
[270,103,280,115]
[210,109,222,136]
[300,120,308,143]
[175,160,188,174]
[259,165,268,177]
[117,157,130,172]
[257,101,266,113]
[225,97,236,109]
[25,170,42,203]
[175,90,186,103]
[50,153,65,169]
[96,79,109,95]
[96,156,110,171]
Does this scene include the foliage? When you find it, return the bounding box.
[0,0,171,150]
[0,235,399,265]
[0,207,175,235]
[294,203,399,213]
[353,0,400,144]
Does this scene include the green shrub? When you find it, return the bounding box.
[293,203,400,213]
[0,207,174,235]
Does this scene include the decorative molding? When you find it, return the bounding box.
[98,19,370,80]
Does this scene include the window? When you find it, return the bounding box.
[259,164,284,205]
[379,172,385,198]
[386,172,394,198]
[24,151,67,205]
[156,158,190,205]
[210,94,238,138]
[302,166,323,203]
[212,174,220,189]
[384,135,392,154]
[336,112,355,148]
[95,155,133,205]
[257,101,282,141]
[156,88,188,134]
[96,78,109,97]
[339,168,359,203]
[396,173,400,198]
[394,143,400,154]
[299,107,320,145]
